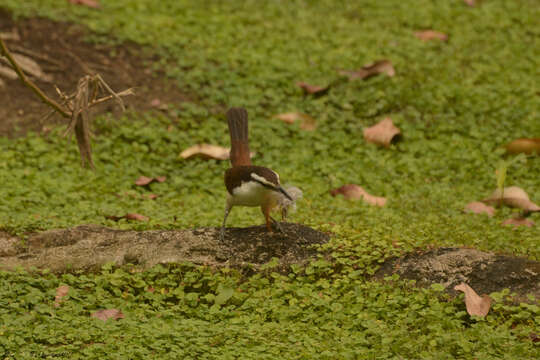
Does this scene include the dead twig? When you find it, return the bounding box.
[0,38,70,118]
[1,37,134,169]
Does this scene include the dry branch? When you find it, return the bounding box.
[0,38,70,117]
[0,38,134,168]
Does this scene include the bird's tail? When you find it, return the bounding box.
[226,107,251,166]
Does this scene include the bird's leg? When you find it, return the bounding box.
[261,205,284,234]
[262,205,273,233]
[220,204,231,241]
[270,216,284,233]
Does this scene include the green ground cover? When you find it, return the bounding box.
[1,0,539,358]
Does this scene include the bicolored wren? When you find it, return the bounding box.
[220,107,292,240]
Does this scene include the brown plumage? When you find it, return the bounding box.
[221,107,292,240]
[224,166,279,195]
[226,107,251,167]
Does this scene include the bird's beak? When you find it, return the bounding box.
[277,186,293,201]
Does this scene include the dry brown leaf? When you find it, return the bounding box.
[125,213,149,221]
[1,53,53,82]
[135,176,153,186]
[69,0,101,8]
[91,309,124,321]
[454,283,491,317]
[330,184,387,207]
[105,213,149,221]
[274,112,317,131]
[464,202,495,217]
[363,117,402,147]
[135,176,166,186]
[180,144,230,160]
[149,98,168,110]
[54,285,69,308]
[180,144,254,161]
[0,64,17,80]
[502,217,534,227]
[339,60,395,80]
[0,30,20,41]
[105,215,123,221]
[414,30,448,42]
[505,138,540,155]
[296,82,330,96]
[483,186,540,213]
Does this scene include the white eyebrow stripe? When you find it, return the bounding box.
[251,173,277,188]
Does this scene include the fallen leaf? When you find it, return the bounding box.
[105,213,149,221]
[180,144,230,160]
[330,184,387,207]
[464,202,495,217]
[483,186,540,213]
[505,138,540,155]
[180,144,254,161]
[296,82,329,96]
[68,0,101,9]
[274,112,317,131]
[363,117,402,147]
[149,98,168,110]
[1,53,53,82]
[125,213,149,221]
[54,285,69,308]
[105,215,123,221]
[0,64,19,80]
[463,0,476,6]
[414,30,448,42]
[0,30,20,41]
[339,59,395,80]
[135,176,166,186]
[91,309,124,321]
[502,217,534,227]
[146,194,159,200]
[454,283,491,317]
[135,176,153,186]
[530,333,539,343]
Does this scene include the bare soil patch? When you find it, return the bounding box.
[0,9,190,136]
[376,247,540,301]
[0,223,329,273]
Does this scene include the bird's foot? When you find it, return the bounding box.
[219,227,226,242]
[270,217,285,233]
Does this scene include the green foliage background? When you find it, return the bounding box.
[0,0,539,358]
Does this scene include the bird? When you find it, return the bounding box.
[221,107,293,240]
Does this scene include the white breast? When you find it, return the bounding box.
[228,181,273,207]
